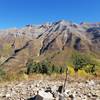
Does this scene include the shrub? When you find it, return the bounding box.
[59,66,65,74]
[71,51,97,77]
[0,68,6,80]
[26,59,34,74]
[26,59,66,75]
[41,60,52,74]
[84,64,96,76]
[72,52,90,71]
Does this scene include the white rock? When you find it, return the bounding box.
[64,89,70,97]
[35,90,54,100]
[88,80,95,86]
[6,93,11,98]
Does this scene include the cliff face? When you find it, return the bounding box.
[0,20,100,72]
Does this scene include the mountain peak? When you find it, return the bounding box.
[53,20,72,26]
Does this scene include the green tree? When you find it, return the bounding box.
[72,52,90,78]
[26,59,66,75]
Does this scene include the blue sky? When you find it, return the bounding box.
[0,0,100,29]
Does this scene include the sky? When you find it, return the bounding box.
[0,0,100,29]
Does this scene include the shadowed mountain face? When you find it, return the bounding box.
[0,20,100,72]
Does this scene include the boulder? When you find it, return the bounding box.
[34,90,54,100]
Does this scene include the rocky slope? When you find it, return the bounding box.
[0,20,100,72]
[40,21,100,54]
[0,79,100,100]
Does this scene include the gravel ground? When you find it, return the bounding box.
[0,79,100,100]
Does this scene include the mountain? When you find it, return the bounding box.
[0,20,100,73]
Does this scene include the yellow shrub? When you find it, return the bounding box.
[68,67,75,76]
[78,69,88,77]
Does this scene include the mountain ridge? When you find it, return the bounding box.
[0,20,100,72]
